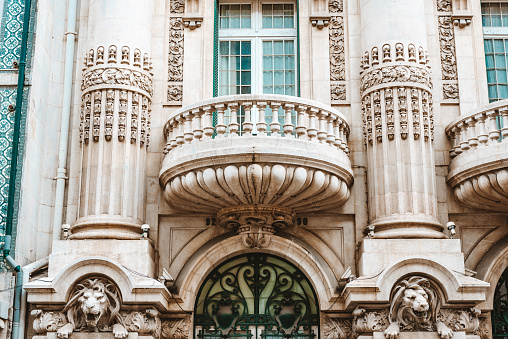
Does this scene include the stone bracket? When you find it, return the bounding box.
[310,15,331,29]
[183,15,203,29]
[452,14,472,28]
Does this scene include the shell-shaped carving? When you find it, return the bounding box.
[453,169,508,212]
[163,164,350,213]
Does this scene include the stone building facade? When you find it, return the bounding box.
[0,0,506,338]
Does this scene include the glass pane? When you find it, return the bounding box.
[241,56,251,70]
[486,55,495,68]
[220,41,229,55]
[284,41,295,54]
[284,17,294,28]
[491,4,501,15]
[241,4,251,15]
[263,16,272,28]
[274,41,283,54]
[496,54,507,67]
[285,71,295,85]
[274,86,285,94]
[273,16,283,28]
[231,41,240,55]
[232,56,240,70]
[220,17,229,29]
[241,86,251,94]
[273,4,283,15]
[230,71,239,86]
[241,16,251,28]
[494,39,505,53]
[263,56,273,70]
[230,4,240,15]
[284,4,294,15]
[492,15,502,26]
[230,16,240,28]
[481,3,488,15]
[285,86,295,96]
[499,84,508,98]
[241,41,251,55]
[489,85,498,98]
[219,71,229,85]
[219,56,229,70]
[483,15,491,27]
[263,42,272,55]
[219,86,229,96]
[498,70,507,83]
[487,70,497,83]
[241,71,251,85]
[263,71,273,85]
[285,55,295,69]
[262,4,271,15]
[274,70,284,85]
[274,56,284,69]
[220,5,229,16]
[485,39,494,53]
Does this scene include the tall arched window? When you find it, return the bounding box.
[492,266,508,337]
[194,253,319,339]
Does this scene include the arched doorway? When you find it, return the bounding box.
[194,253,320,339]
[493,266,508,338]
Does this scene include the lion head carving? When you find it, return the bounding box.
[384,276,453,339]
[56,277,127,338]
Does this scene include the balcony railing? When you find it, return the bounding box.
[446,99,508,211]
[160,94,353,214]
[163,94,350,154]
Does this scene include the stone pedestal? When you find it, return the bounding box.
[72,0,155,240]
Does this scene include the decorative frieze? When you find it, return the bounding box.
[81,67,153,97]
[360,65,431,94]
[329,14,345,101]
[331,84,346,100]
[328,0,343,13]
[168,13,184,103]
[170,0,185,14]
[437,0,452,12]
[168,85,183,101]
[443,83,459,100]
[438,14,459,101]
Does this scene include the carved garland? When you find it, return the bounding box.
[438,12,459,100]
[329,2,346,102]
[168,0,185,102]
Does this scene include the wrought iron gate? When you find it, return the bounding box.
[194,253,319,339]
[493,267,508,337]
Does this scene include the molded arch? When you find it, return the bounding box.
[475,236,508,310]
[177,235,336,310]
[50,257,137,303]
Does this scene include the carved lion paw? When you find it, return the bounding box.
[436,321,453,339]
[57,323,74,339]
[113,323,129,338]
[384,322,400,339]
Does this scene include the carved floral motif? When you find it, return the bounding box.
[329,16,345,81]
[169,18,184,82]
[168,85,183,101]
[360,65,431,93]
[170,0,185,14]
[161,317,190,339]
[438,308,481,333]
[322,316,353,339]
[438,16,458,81]
[352,309,389,334]
[331,84,346,100]
[328,0,343,13]
[437,0,452,12]
[443,83,459,100]
[81,67,154,97]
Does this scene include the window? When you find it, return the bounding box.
[214,1,298,135]
[492,266,508,337]
[217,1,297,97]
[482,2,508,102]
[194,253,319,339]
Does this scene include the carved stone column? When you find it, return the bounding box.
[360,0,445,238]
[72,0,154,239]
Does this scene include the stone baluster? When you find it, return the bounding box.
[170,119,178,149]
[459,122,470,152]
[295,105,308,139]
[270,102,281,136]
[466,118,478,149]
[487,110,500,143]
[176,115,185,146]
[283,103,294,137]
[326,114,335,146]
[501,107,508,141]
[339,123,346,151]
[453,127,463,156]
[476,113,488,146]
[360,0,443,238]
[333,119,342,149]
[183,111,194,144]
[203,105,214,140]
[242,102,253,136]
[257,102,267,136]
[193,108,203,142]
[317,111,328,143]
[228,102,240,136]
[72,0,155,239]
[448,130,456,158]
[215,104,227,138]
[308,108,318,142]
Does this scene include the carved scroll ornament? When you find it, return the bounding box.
[438,16,458,81]
[329,16,345,82]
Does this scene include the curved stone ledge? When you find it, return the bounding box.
[446,100,508,211]
[160,136,353,213]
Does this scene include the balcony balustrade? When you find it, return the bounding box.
[159,94,354,216]
[446,99,508,211]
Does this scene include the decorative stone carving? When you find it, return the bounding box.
[473,316,491,339]
[310,16,330,29]
[170,0,184,14]
[352,308,389,335]
[438,16,458,81]
[443,83,459,100]
[438,308,481,333]
[161,317,191,339]
[360,65,431,93]
[322,316,353,339]
[331,84,346,100]
[385,276,453,339]
[329,16,345,81]
[328,0,343,13]
[168,85,183,101]
[217,205,295,248]
[81,67,154,96]
[31,278,162,338]
[437,0,452,12]
[169,18,184,82]
[183,16,203,29]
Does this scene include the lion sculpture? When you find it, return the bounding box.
[384,276,453,339]
[57,277,128,339]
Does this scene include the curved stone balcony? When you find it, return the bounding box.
[160,94,354,217]
[446,100,508,211]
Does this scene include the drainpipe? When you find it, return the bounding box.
[2,0,31,338]
[52,0,78,241]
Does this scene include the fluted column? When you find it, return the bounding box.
[72,0,154,239]
[360,0,445,238]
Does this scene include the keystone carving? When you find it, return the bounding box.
[32,278,162,338]
[385,276,453,339]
